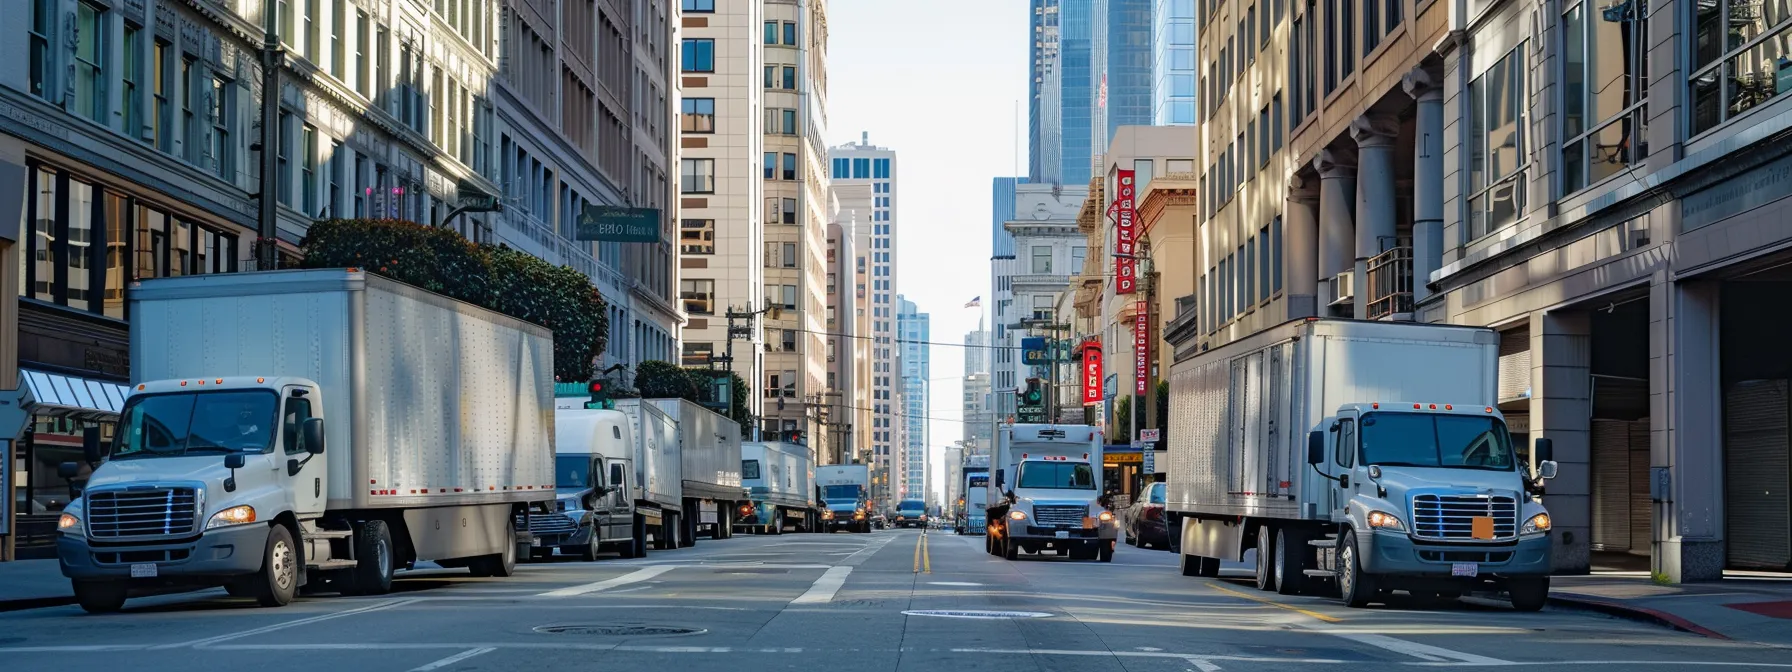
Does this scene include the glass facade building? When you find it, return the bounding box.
[1154,0,1196,125]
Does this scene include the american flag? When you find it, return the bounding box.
[964,296,981,308]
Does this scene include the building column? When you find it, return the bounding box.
[1351,114,1399,320]
[1531,310,1592,574]
[1404,67,1445,306]
[1655,275,1725,581]
[1284,174,1321,319]
[1313,149,1357,312]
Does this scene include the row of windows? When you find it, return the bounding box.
[764,21,800,46]
[1201,218,1285,334]
[829,157,892,180]
[762,152,800,181]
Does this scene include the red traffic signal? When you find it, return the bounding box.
[588,381,604,394]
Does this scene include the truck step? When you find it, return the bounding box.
[304,529,355,541]
[1303,569,1336,578]
[1308,538,1338,549]
[307,559,360,571]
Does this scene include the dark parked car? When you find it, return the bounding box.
[1125,482,1170,549]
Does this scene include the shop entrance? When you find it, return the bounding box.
[1588,294,1652,568]
[1720,266,1792,571]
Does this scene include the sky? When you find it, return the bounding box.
[825,0,1028,505]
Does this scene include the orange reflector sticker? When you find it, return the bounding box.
[1472,516,1495,540]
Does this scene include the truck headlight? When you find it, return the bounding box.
[822,510,834,520]
[1009,510,1027,521]
[58,513,81,534]
[1098,511,1115,522]
[1521,513,1552,535]
[206,505,258,529]
[1366,510,1406,531]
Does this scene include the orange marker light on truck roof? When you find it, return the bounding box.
[257,377,265,383]
[1485,406,1494,413]
[1429,404,1437,409]
[1372,402,1379,409]
[1445,404,1453,410]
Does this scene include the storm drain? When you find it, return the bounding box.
[533,624,708,637]
[902,610,1053,620]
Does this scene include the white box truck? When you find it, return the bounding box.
[956,454,989,535]
[56,269,555,613]
[737,442,816,534]
[605,398,685,550]
[648,398,745,544]
[985,424,1118,561]
[815,464,871,532]
[532,407,669,560]
[1164,318,1559,610]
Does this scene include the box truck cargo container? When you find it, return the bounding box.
[956,454,989,535]
[1164,318,1558,610]
[602,398,685,550]
[815,464,871,532]
[57,269,555,613]
[737,442,817,534]
[648,398,745,544]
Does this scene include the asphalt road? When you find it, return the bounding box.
[2,528,1788,672]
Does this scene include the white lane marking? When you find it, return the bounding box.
[789,566,852,605]
[408,647,496,671]
[839,536,898,566]
[1185,658,1223,672]
[1323,632,1509,665]
[927,581,985,587]
[905,610,1054,620]
[538,566,677,597]
[148,598,419,650]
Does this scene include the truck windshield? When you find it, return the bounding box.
[898,500,925,512]
[114,391,278,459]
[742,459,762,480]
[555,455,592,489]
[1016,461,1096,489]
[1360,412,1516,470]
[823,484,861,502]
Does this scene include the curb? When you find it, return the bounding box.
[1549,593,1731,640]
[0,596,76,613]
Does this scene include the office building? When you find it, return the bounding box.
[1153,0,1196,125]
[827,134,897,508]
[896,296,928,501]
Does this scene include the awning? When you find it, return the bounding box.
[20,369,130,421]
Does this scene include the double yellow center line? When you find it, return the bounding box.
[911,530,932,574]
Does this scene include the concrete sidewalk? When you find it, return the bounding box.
[0,558,74,611]
[1549,571,1792,646]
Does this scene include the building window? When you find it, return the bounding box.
[680,279,715,315]
[780,284,798,310]
[782,153,797,180]
[682,342,714,366]
[1466,44,1527,241]
[681,97,715,133]
[1271,215,1283,293]
[781,197,796,224]
[29,0,53,99]
[355,10,369,96]
[782,242,797,268]
[681,39,714,72]
[152,40,172,152]
[331,0,345,79]
[276,113,293,205]
[211,77,234,181]
[764,21,777,45]
[681,219,715,254]
[781,108,797,134]
[123,24,142,138]
[73,1,107,124]
[301,125,318,215]
[680,158,714,193]
[1565,0,1649,191]
[1070,245,1086,274]
[785,21,799,45]
[1031,245,1052,274]
[763,152,777,180]
[303,0,318,58]
[782,66,796,90]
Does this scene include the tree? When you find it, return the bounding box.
[634,360,699,399]
[685,368,753,434]
[1111,397,1131,444]
[299,219,609,381]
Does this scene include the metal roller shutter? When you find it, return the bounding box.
[1591,419,1633,552]
[1724,380,1791,569]
[1628,419,1652,555]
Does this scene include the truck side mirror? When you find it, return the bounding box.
[994,469,1005,489]
[302,417,326,455]
[58,462,81,479]
[82,426,103,465]
[1532,437,1553,464]
[1538,460,1559,480]
[224,453,247,470]
[1307,431,1325,465]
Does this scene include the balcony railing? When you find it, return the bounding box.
[1366,246,1414,321]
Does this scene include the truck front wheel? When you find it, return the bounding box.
[1098,540,1115,563]
[469,527,518,577]
[1508,577,1550,612]
[73,580,127,614]
[1337,529,1376,608]
[1274,528,1305,596]
[629,515,648,558]
[254,524,300,607]
[348,520,395,595]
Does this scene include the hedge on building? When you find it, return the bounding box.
[629,361,754,434]
[299,219,610,381]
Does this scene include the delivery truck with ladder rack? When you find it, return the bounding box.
[1163,317,1559,610]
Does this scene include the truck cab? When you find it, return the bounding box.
[893,500,928,529]
[542,409,641,561]
[1306,401,1558,609]
[988,424,1118,562]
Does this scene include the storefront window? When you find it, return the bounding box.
[103,193,128,318]
[1466,44,1529,241]
[67,180,95,311]
[29,168,58,302]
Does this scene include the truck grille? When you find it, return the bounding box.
[524,513,580,535]
[87,487,200,539]
[1032,505,1086,528]
[1410,493,1517,541]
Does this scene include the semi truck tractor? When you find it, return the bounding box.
[57,269,555,613]
[815,464,871,532]
[649,398,745,544]
[738,441,816,534]
[985,424,1118,561]
[1164,318,1559,610]
[956,455,989,535]
[532,407,665,560]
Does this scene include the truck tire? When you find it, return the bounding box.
[579,523,602,562]
[73,580,127,614]
[629,514,649,558]
[1274,528,1304,596]
[1002,537,1018,560]
[253,524,300,607]
[469,527,519,577]
[348,520,395,595]
[1507,577,1549,612]
[1098,540,1115,563]
[679,513,696,548]
[1179,552,1203,577]
[1337,529,1376,608]
[1254,527,1276,592]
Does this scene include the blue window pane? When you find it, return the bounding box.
[681,0,713,11]
[681,39,714,72]
[764,152,776,179]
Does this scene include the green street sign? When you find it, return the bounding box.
[577,205,662,243]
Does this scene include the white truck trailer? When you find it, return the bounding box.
[985,424,1118,561]
[607,398,686,550]
[956,454,990,535]
[1164,318,1559,610]
[56,269,555,613]
[649,398,745,544]
[815,464,871,532]
[737,442,816,534]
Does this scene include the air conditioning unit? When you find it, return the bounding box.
[1327,271,1356,307]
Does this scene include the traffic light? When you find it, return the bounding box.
[1021,378,1044,406]
[586,380,613,410]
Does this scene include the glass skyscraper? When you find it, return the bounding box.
[1105,0,1155,139]
[1154,0,1197,125]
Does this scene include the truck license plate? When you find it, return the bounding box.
[130,563,158,578]
[531,537,542,547]
[1451,562,1479,577]
[1054,531,1069,539]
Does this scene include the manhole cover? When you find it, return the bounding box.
[533,624,707,637]
[903,610,1053,620]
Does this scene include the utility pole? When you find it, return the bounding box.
[724,302,780,441]
[1142,239,1159,453]
[256,0,284,271]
